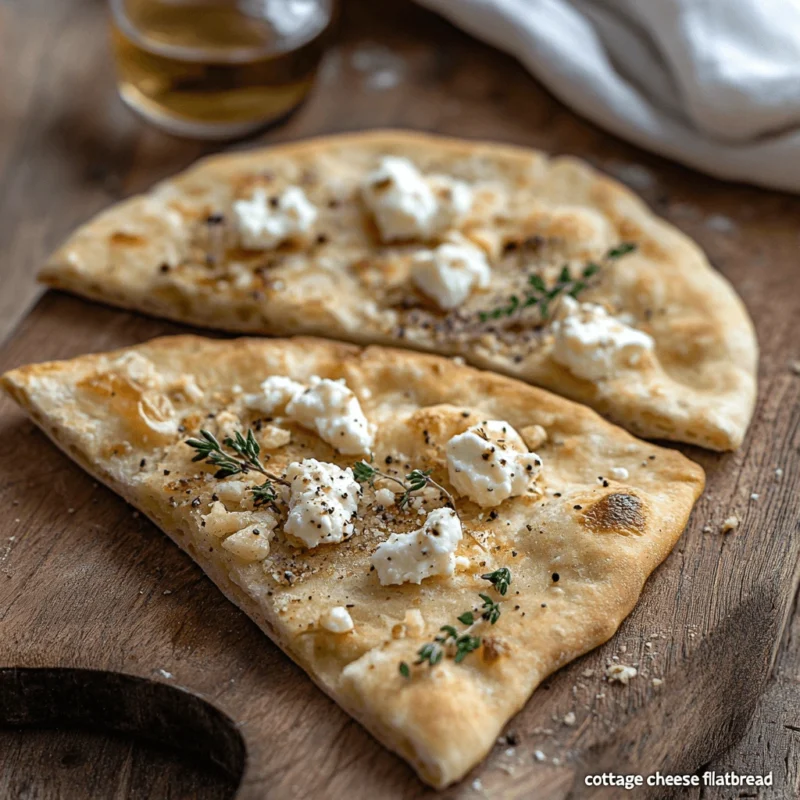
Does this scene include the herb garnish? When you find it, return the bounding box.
[186,428,289,508]
[481,567,512,596]
[400,569,512,677]
[479,242,637,323]
[353,460,457,512]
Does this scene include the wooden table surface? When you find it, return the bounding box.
[1,1,799,798]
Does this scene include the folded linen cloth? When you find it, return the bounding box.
[417,0,800,192]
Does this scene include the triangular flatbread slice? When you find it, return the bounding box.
[39,131,756,451]
[1,336,704,787]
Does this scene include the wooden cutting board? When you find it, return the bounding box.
[0,265,798,800]
[2,2,800,798]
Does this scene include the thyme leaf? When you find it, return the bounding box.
[478,242,637,324]
[186,428,289,508]
[481,567,512,596]
[352,461,457,514]
[479,593,501,625]
[415,641,444,667]
[402,569,512,676]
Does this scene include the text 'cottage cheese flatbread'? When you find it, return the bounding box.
[39,131,758,451]
[2,336,705,787]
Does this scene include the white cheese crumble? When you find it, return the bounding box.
[371,507,462,585]
[410,240,491,310]
[446,420,543,507]
[606,664,638,684]
[609,466,629,481]
[375,487,396,507]
[284,459,361,548]
[551,297,654,381]
[244,375,305,414]
[319,606,354,633]
[233,186,317,249]
[245,375,373,455]
[287,376,373,455]
[361,156,472,242]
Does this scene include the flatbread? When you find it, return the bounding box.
[39,131,757,451]
[1,335,704,787]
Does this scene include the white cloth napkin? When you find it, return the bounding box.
[417,0,800,192]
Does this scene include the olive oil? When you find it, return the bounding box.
[110,0,334,138]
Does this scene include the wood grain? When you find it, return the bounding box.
[1,0,799,797]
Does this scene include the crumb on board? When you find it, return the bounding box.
[606,664,638,685]
[720,515,740,534]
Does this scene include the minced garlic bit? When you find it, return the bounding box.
[214,480,251,508]
[446,420,542,507]
[199,501,278,561]
[609,466,629,481]
[233,186,317,249]
[371,507,463,586]
[284,459,361,548]
[319,606,354,633]
[392,608,427,640]
[410,239,491,310]
[551,297,654,381]
[606,664,638,685]
[201,501,258,537]
[361,156,472,242]
[221,522,275,562]
[520,424,547,451]
[259,424,292,450]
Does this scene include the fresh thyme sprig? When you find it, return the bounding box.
[186,428,289,508]
[479,242,637,323]
[399,569,512,677]
[353,460,457,512]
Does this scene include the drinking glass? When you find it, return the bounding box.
[109,0,336,139]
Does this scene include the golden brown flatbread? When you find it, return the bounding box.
[2,335,704,787]
[39,131,757,451]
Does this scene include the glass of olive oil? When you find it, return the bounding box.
[110,0,335,139]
